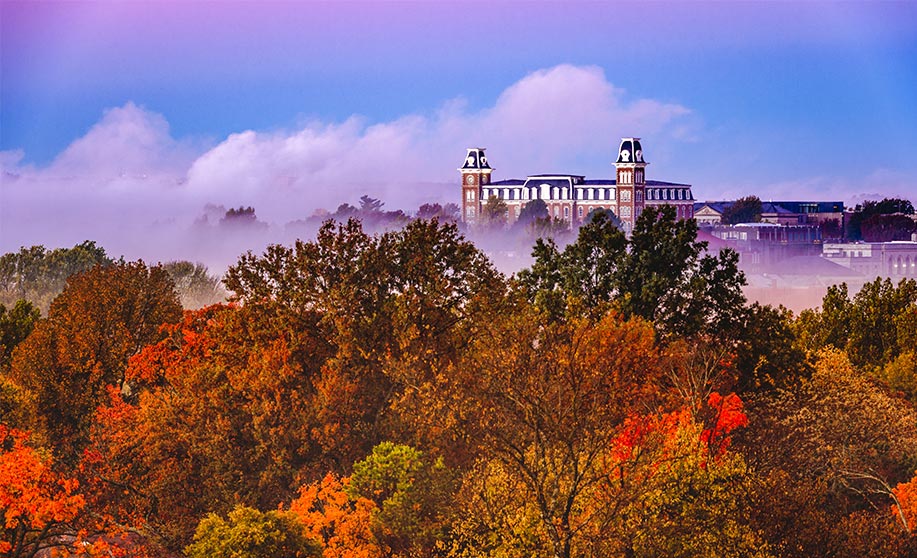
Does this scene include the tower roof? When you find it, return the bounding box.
[615,137,646,164]
[460,148,492,171]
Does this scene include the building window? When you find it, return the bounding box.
[621,190,631,202]
[466,190,475,201]
[578,206,583,218]
[621,206,632,217]
[564,206,570,218]
[636,191,643,202]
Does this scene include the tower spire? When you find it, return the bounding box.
[459,148,493,223]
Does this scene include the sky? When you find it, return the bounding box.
[2,1,916,269]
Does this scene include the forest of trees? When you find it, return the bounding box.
[2,206,917,557]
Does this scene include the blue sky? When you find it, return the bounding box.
[2,1,916,263]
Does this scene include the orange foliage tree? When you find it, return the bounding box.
[288,474,381,558]
[84,304,319,553]
[0,425,85,558]
[9,262,181,463]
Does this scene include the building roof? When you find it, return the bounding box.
[774,201,845,213]
[461,148,491,170]
[527,174,585,180]
[616,138,646,164]
[646,180,691,187]
[761,202,798,215]
[489,179,525,186]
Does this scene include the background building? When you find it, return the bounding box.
[460,138,694,232]
[822,239,917,278]
[694,200,844,227]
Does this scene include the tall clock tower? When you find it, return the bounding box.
[459,148,492,224]
[614,137,647,233]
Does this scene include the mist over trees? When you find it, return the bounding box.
[1,212,917,557]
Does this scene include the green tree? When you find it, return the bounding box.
[162,261,225,309]
[861,214,917,242]
[347,442,454,557]
[794,278,917,371]
[515,199,548,227]
[721,196,763,225]
[0,241,112,312]
[617,206,747,338]
[186,506,319,558]
[0,300,40,370]
[517,208,626,318]
[520,205,747,338]
[733,303,811,392]
[847,198,916,240]
[479,195,508,231]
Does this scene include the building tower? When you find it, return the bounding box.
[459,148,492,224]
[614,137,647,232]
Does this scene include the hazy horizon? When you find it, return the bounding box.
[2,1,916,270]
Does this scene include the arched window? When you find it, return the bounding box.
[564,206,570,218]
[578,206,584,218]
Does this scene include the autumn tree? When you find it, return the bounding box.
[0,425,86,558]
[737,349,917,555]
[224,218,504,469]
[599,399,767,558]
[413,305,667,558]
[84,305,319,552]
[9,261,181,463]
[288,473,381,558]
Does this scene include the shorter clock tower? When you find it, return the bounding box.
[459,148,492,224]
[614,137,647,233]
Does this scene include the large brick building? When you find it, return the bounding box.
[460,138,694,233]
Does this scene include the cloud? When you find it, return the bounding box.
[49,102,196,178]
[184,65,695,220]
